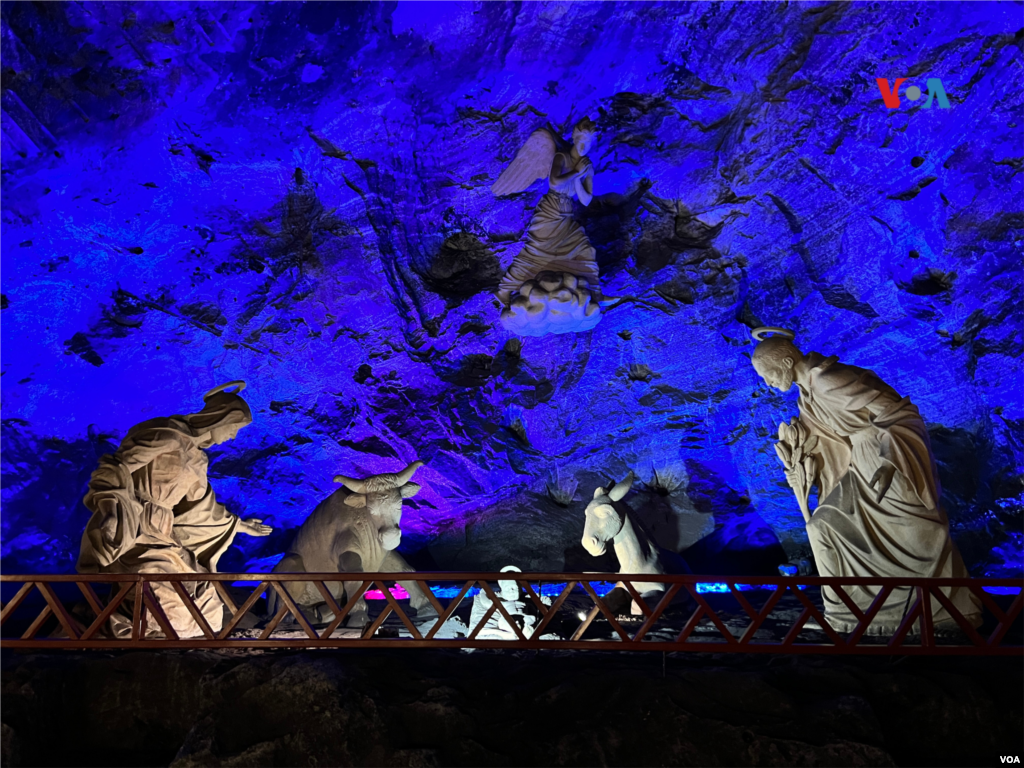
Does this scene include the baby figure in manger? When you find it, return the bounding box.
[491,118,603,337]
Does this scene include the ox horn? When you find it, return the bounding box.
[607,471,635,502]
[389,460,424,488]
[333,474,367,493]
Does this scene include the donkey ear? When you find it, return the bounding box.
[399,482,422,498]
[608,471,635,502]
[593,487,604,499]
[343,493,367,508]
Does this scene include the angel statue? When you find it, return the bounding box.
[491,117,603,336]
[750,327,981,636]
[78,381,273,638]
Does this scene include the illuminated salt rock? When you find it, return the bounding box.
[499,271,601,336]
[269,461,434,628]
[751,327,983,635]
[492,119,604,336]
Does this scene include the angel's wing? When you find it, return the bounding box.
[492,128,558,196]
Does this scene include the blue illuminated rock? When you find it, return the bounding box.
[1,2,1020,579]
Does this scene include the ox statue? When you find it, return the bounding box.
[269,460,434,627]
[582,471,691,614]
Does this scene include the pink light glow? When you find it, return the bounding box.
[363,585,411,600]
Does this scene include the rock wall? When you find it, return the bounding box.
[3,650,1022,767]
[1,2,1021,576]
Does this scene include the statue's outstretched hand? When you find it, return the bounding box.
[240,517,273,537]
[868,463,897,503]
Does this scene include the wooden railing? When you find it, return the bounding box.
[1,573,1020,655]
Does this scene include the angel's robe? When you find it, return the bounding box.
[78,418,241,637]
[497,152,599,297]
[797,353,981,634]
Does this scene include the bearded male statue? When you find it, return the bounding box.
[750,328,981,635]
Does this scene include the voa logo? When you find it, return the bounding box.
[875,77,951,109]
[999,756,1020,764]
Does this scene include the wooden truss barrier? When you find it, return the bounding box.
[1,573,1021,655]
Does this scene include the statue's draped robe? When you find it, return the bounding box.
[78,419,241,637]
[497,153,599,297]
[799,353,981,634]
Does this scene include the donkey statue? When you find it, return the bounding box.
[269,460,434,627]
[582,471,691,614]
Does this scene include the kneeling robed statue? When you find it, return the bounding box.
[750,327,981,635]
[78,382,272,638]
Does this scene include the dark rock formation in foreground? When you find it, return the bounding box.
[2,649,1020,767]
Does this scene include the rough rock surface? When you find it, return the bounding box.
[2,649,1021,767]
[1,2,1021,576]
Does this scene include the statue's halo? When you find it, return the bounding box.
[751,327,796,342]
[204,380,247,400]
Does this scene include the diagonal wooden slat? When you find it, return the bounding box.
[580,582,631,642]
[35,583,81,640]
[21,602,52,641]
[792,587,846,646]
[213,581,239,616]
[918,586,935,648]
[0,582,35,626]
[987,590,1023,648]
[169,582,215,640]
[569,604,601,642]
[738,584,787,645]
[217,582,268,640]
[425,580,474,640]
[131,582,145,641]
[620,581,652,617]
[929,585,986,646]
[781,605,813,647]
[260,602,292,640]
[375,580,422,641]
[478,581,527,642]
[674,601,707,644]
[519,581,548,617]
[972,586,1007,624]
[683,583,737,645]
[311,581,345,634]
[830,584,866,624]
[727,583,757,621]
[887,595,924,649]
[528,581,576,639]
[467,602,499,640]
[76,582,105,618]
[268,582,318,640]
[361,599,395,640]
[81,583,135,640]
[141,584,180,641]
[411,579,447,621]
[633,583,683,643]
[320,581,372,639]
[845,585,896,646]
